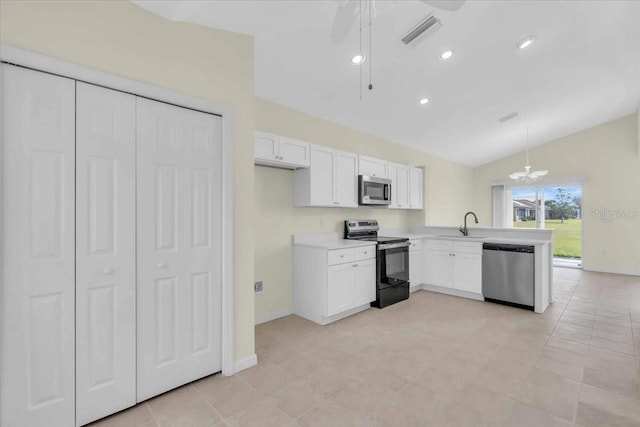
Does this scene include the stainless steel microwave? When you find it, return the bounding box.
[358,175,391,205]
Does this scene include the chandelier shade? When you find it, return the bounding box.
[510,128,548,183]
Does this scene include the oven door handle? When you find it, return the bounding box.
[378,241,410,250]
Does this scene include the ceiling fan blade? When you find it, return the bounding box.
[419,0,466,12]
[331,0,360,43]
[530,170,549,177]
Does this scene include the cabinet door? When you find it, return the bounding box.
[452,253,482,293]
[353,258,376,306]
[424,250,453,287]
[309,145,335,206]
[409,250,423,290]
[1,64,76,427]
[279,136,310,167]
[396,166,410,209]
[254,131,278,161]
[327,263,354,316]
[75,83,136,425]
[136,98,223,401]
[335,150,358,207]
[358,155,388,178]
[388,163,400,208]
[409,167,423,209]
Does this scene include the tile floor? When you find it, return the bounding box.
[90,268,640,427]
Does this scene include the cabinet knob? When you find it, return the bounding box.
[103,267,114,275]
[157,262,168,269]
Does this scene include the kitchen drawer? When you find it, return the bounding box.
[453,241,483,255]
[328,248,354,265]
[409,239,423,251]
[353,245,375,261]
[425,239,452,251]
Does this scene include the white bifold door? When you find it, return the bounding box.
[136,98,223,401]
[1,65,76,427]
[1,63,224,426]
[75,82,137,425]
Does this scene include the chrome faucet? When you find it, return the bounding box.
[459,211,479,236]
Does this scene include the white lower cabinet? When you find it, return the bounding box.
[423,239,482,294]
[409,239,423,291]
[294,244,376,325]
[1,64,224,427]
[327,263,355,316]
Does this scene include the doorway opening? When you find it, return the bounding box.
[510,185,583,268]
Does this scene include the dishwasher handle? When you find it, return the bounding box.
[482,243,534,254]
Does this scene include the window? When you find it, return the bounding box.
[510,185,583,266]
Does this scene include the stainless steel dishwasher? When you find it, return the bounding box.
[482,243,535,311]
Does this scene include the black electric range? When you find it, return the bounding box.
[344,220,410,308]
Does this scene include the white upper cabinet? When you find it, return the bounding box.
[293,145,358,207]
[388,163,422,210]
[408,167,423,210]
[358,155,388,178]
[254,131,310,169]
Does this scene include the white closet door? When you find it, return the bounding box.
[136,98,222,401]
[75,82,136,425]
[1,64,75,427]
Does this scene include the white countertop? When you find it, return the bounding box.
[294,239,377,250]
[386,232,549,246]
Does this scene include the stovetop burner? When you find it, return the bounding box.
[349,235,408,244]
[343,219,408,244]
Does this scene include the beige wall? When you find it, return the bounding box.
[0,0,256,361]
[254,99,474,319]
[473,114,640,275]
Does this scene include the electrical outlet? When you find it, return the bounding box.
[254,280,264,293]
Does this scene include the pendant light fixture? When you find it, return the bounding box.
[509,127,548,183]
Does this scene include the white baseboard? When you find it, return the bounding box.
[255,307,294,325]
[421,284,484,301]
[583,266,640,277]
[233,354,257,374]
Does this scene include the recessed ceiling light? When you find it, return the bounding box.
[516,36,535,50]
[419,98,429,105]
[351,54,365,65]
[440,50,454,60]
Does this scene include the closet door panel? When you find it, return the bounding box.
[137,99,185,400]
[75,82,136,425]
[136,98,222,401]
[181,107,222,381]
[1,64,75,427]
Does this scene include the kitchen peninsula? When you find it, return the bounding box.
[293,225,553,326]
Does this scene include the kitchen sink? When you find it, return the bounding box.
[435,235,487,241]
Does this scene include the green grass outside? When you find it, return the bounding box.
[514,218,582,259]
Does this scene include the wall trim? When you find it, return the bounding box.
[0,45,236,376]
[233,354,257,374]
[255,307,294,325]
[583,266,640,277]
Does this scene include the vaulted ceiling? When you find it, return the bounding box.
[134,0,640,166]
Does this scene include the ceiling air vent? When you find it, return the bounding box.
[402,14,442,46]
[498,112,519,123]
